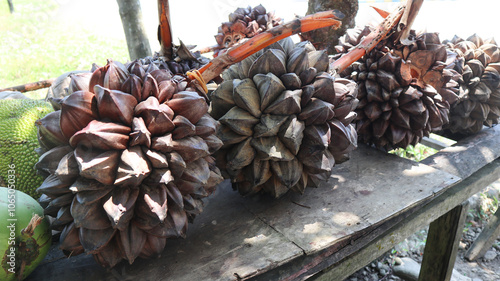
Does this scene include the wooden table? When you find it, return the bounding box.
[27,126,500,281]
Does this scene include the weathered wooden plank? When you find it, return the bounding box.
[421,136,449,150]
[464,208,500,261]
[421,126,500,178]
[27,182,304,281]
[245,145,458,255]
[418,201,469,281]
[306,158,500,281]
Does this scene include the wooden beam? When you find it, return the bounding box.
[418,201,469,281]
[464,209,500,261]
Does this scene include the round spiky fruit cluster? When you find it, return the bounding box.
[210,38,358,198]
[333,27,451,149]
[441,34,500,134]
[35,59,223,267]
[214,4,283,56]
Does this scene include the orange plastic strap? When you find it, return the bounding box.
[186,69,208,94]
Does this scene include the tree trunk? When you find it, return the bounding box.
[302,0,358,54]
[7,0,14,13]
[116,0,152,60]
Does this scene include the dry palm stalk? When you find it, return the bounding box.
[0,78,55,93]
[34,10,344,267]
[441,34,500,134]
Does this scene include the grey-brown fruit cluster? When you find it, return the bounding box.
[442,34,500,134]
[35,59,223,267]
[210,38,358,198]
[214,4,283,56]
[334,27,451,150]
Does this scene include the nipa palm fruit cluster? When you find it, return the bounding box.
[441,34,500,134]
[34,59,224,267]
[333,27,451,149]
[213,4,283,56]
[209,38,358,198]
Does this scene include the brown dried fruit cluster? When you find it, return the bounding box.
[35,59,223,267]
[442,34,500,134]
[210,38,358,198]
[214,4,283,56]
[333,27,451,149]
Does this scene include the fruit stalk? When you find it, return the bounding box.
[330,4,405,74]
[158,0,173,59]
[198,10,345,82]
[0,79,55,93]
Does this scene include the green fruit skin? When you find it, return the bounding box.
[0,99,54,198]
[0,186,51,281]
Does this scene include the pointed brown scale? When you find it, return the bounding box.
[70,120,131,150]
[165,183,184,209]
[308,50,329,72]
[376,70,401,92]
[365,79,383,103]
[121,74,143,103]
[271,157,303,188]
[94,85,137,126]
[202,134,224,154]
[254,114,288,138]
[127,60,145,78]
[297,146,334,175]
[172,115,196,140]
[280,73,302,90]
[69,178,110,193]
[471,82,492,102]
[129,117,151,147]
[36,111,69,149]
[299,67,317,87]
[79,227,116,254]
[181,157,211,185]
[219,106,259,136]
[399,86,423,105]
[169,136,210,163]
[195,114,218,137]
[226,137,255,170]
[262,175,290,198]
[52,206,73,228]
[263,89,302,115]
[165,203,188,238]
[59,222,84,255]
[303,124,331,149]
[35,145,73,176]
[45,192,73,210]
[216,125,248,148]
[209,80,235,120]
[425,101,444,130]
[103,187,140,231]
[139,234,167,258]
[146,169,174,186]
[60,91,99,139]
[291,170,308,194]
[377,52,400,72]
[114,146,152,186]
[135,96,175,136]
[175,179,203,196]
[119,222,146,264]
[482,67,500,90]
[387,124,407,147]
[89,64,109,94]
[300,85,315,109]
[312,73,336,105]
[243,160,271,187]
[103,60,129,90]
[136,184,168,224]
[251,137,294,161]
[75,187,113,206]
[142,148,169,169]
[287,47,310,76]
[151,132,174,153]
[253,73,286,110]
[141,73,159,100]
[299,98,335,125]
[233,78,261,118]
[363,102,382,121]
[278,115,305,155]
[390,108,412,130]
[167,151,186,178]
[167,91,208,124]
[68,72,92,94]
[157,80,178,103]
[71,197,111,230]
[74,147,120,185]
[371,118,390,138]
[470,102,490,122]
[248,49,287,78]
[400,99,427,115]
[54,151,79,183]
[329,120,357,153]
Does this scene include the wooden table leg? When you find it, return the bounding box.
[464,208,500,261]
[418,201,469,281]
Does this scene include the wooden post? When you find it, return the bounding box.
[418,201,469,281]
[116,0,152,60]
[464,209,500,261]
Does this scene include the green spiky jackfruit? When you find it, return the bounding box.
[0,99,53,198]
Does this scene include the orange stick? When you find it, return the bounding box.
[330,4,406,74]
[198,10,345,82]
[158,0,173,59]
